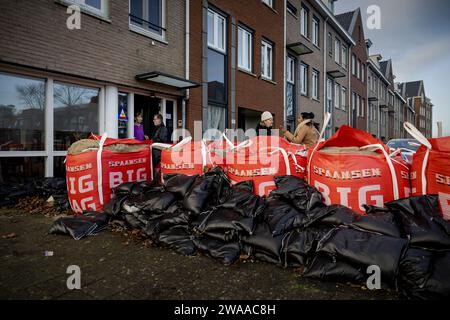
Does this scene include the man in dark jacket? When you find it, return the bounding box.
[151,113,169,170]
[255,111,273,136]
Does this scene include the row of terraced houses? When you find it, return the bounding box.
[0,0,433,181]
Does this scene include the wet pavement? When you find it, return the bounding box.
[0,209,399,300]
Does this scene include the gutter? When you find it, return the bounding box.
[183,0,190,130]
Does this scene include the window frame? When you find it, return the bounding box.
[334,82,340,109]
[207,8,227,53]
[352,54,356,75]
[286,56,295,84]
[238,25,253,72]
[262,0,273,8]
[300,6,309,38]
[261,39,273,80]
[341,86,346,111]
[62,0,108,19]
[300,63,308,96]
[341,45,347,69]
[312,69,319,100]
[129,0,167,42]
[327,32,333,56]
[312,16,319,47]
[334,38,340,64]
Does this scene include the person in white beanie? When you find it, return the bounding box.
[255,111,273,136]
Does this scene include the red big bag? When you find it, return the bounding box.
[224,135,298,196]
[307,114,410,214]
[155,136,213,182]
[404,122,450,220]
[66,134,152,214]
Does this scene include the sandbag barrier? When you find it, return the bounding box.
[51,169,450,300]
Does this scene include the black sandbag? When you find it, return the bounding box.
[319,205,359,226]
[144,210,191,238]
[398,247,433,299]
[112,182,136,195]
[103,194,130,216]
[263,197,307,236]
[35,177,67,197]
[205,166,231,204]
[282,226,331,268]
[194,237,241,265]
[124,213,145,229]
[130,181,155,195]
[134,191,177,212]
[156,225,197,256]
[271,176,325,213]
[353,205,401,238]
[0,182,36,206]
[195,207,254,238]
[218,181,262,216]
[164,174,198,198]
[182,174,219,214]
[315,226,408,286]
[302,253,366,283]
[52,193,70,212]
[386,195,450,249]
[49,212,110,240]
[241,221,287,265]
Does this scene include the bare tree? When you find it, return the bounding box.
[54,84,88,107]
[16,83,45,110]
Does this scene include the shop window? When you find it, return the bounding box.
[0,73,45,151]
[53,82,99,151]
[118,92,128,139]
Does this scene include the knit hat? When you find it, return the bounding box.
[261,111,273,122]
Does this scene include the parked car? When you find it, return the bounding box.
[387,138,421,164]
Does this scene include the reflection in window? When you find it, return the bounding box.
[0,73,45,151]
[0,157,45,183]
[53,82,99,151]
[53,156,66,178]
[207,49,226,104]
[118,93,128,139]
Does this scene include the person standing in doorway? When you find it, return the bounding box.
[134,112,149,141]
[151,114,169,173]
[255,111,274,136]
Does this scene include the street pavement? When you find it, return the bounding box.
[0,209,399,300]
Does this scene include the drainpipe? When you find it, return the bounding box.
[323,17,328,133]
[182,0,190,132]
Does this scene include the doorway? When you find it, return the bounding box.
[134,94,161,139]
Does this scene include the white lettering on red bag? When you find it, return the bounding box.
[68,175,94,195]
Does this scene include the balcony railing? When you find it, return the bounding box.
[129,14,166,34]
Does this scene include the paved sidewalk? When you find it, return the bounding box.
[0,209,399,300]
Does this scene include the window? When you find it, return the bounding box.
[262,0,273,8]
[238,26,252,72]
[207,105,226,132]
[352,92,356,114]
[118,93,128,139]
[341,86,347,111]
[361,98,365,118]
[312,70,319,100]
[312,16,319,46]
[0,73,46,151]
[352,54,356,75]
[261,40,273,80]
[341,45,347,69]
[356,59,361,79]
[356,95,360,117]
[327,33,332,56]
[207,49,227,104]
[70,0,107,17]
[300,6,309,38]
[334,39,340,64]
[130,0,165,39]
[286,56,295,84]
[300,63,308,95]
[334,83,340,109]
[207,9,226,53]
[54,82,99,151]
[361,64,365,82]
[287,1,297,15]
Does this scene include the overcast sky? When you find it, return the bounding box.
[334,0,450,137]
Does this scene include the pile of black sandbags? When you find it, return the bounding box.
[0,177,70,211]
[49,170,450,299]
